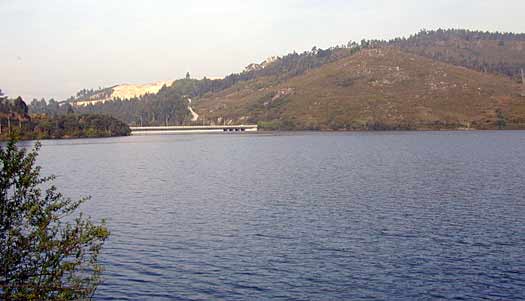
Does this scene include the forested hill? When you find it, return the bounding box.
[195,47,525,130]
[59,29,525,130]
[389,29,525,79]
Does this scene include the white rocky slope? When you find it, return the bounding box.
[73,81,173,106]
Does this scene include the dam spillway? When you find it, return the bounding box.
[130,125,258,135]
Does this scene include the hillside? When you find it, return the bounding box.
[59,29,525,130]
[60,47,363,126]
[67,46,356,106]
[194,48,525,130]
[390,29,525,79]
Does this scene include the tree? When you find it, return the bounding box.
[0,138,110,300]
[496,109,507,129]
[11,97,28,115]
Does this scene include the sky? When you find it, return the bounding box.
[1,0,525,101]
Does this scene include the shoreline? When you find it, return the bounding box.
[4,127,525,142]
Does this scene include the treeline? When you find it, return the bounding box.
[27,114,131,139]
[1,91,130,140]
[388,29,525,79]
[29,98,74,115]
[0,112,130,140]
[65,87,114,103]
[225,45,361,87]
[399,28,525,43]
[155,46,360,100]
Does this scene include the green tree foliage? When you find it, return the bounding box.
[3,96,130,140]
[29,99,73,116]
[0,138,110,300]
[30,114,131,139]
[0,97,28,116]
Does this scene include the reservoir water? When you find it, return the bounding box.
[34,131,525,300]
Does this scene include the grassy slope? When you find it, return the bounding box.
[195,48,525,130]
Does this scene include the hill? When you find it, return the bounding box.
[194,47,525,130]
[59,29,525,130]
[62,46,358,126]
[389,29,525,79]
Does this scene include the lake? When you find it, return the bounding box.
[34,131,525,300]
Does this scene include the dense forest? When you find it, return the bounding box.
[27,114,131,139]
[2,91,130,140]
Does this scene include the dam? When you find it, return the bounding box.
[130,125,258,135]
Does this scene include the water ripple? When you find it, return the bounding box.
[35,132,525,300]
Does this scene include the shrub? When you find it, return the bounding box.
[0,138,109,300]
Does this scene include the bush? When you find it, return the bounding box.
[257,120,281,130]
[0,138,109,300]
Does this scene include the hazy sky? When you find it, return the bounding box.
[1,0,525,101]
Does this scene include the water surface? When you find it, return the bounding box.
[35,131,525,300]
